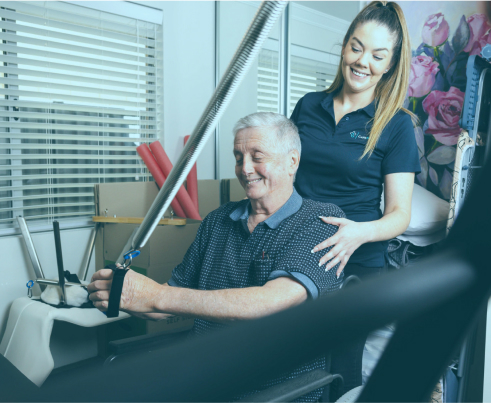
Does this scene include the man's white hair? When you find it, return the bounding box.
[233,112,301,156]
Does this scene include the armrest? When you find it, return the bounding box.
[340,275,361,290]
[108,329,190,355]
[237,369,342,402]
[105,329,191,367]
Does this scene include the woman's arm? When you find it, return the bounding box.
[313,172,415,276]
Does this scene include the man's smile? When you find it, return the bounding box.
[245,178,262,185]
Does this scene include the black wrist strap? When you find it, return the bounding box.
[106,264,129,318]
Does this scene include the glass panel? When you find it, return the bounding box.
[215,1,360,181]
[288,2,357,115]
[216,1,281,180]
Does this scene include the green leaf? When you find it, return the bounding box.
[452,15,470,55]
[427,145,456,165]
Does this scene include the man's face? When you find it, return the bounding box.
[234,127,294,205]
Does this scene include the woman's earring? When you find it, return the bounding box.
[385,69,389,73]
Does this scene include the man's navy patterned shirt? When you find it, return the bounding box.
[169,189,345,401]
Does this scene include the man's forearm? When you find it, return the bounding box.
[88,269,308,321]
[122,311,174,321]
[153,278,307,322]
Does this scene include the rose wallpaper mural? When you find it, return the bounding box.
[399,2,490,200]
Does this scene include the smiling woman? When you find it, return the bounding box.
[289,1,420,399]
[342,22,394,96]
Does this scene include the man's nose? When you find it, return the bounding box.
[242,157,254,175]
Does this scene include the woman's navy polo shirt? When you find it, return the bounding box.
[291,91,421,267]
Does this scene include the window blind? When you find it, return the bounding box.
[289,54,337,116]
[0,1,162,230]
[257,46,338,116]
[257,48,279,113]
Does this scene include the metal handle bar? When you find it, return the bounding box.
[120,1,288,261]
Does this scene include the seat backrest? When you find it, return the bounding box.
[340,275,361,290]
[104,329,191,367]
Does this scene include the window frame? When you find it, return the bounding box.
[0,1,163,236]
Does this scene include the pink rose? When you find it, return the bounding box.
[477,30,491,55]
[422,87,464,146]
[473,30,491,56]
[464,13,491,56]
[422,13,450,47]
[408,55,440,98]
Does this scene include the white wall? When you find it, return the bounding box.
[0,0,216,368]
[154,1,216,180]
[216,1,278,180]
[294,0,361,22]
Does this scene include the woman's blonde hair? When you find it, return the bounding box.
[327,1,416,159]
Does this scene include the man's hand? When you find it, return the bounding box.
[87,267,162,314]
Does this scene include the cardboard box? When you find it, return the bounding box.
[103,221,201,285]
[94,181,207,352]
[95,181,162,218]
[220,178,246,204]
[95,179,221,219]
[229,178,246,202]
[197,179,221,218]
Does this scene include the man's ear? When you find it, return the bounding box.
[288,150,300,176]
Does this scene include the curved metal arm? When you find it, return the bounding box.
[121,1,288,260]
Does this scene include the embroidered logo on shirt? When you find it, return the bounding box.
[350,131,369,140]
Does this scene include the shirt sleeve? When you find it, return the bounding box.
[268,204,346,299]
[382,112,421,176]
[168,215,211,289]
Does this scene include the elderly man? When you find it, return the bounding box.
[88,112,345,401]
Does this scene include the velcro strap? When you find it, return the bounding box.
[106,264,129,318]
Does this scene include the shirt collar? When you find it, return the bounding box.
[229,188,303,229]
[321,90,376,119]
[321,91,336,121]
[361,99,376,118]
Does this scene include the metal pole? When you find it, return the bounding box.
[81,223,99,282]
[16,216,45,282]
[121,1,288,260]
[279,3,290,117]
